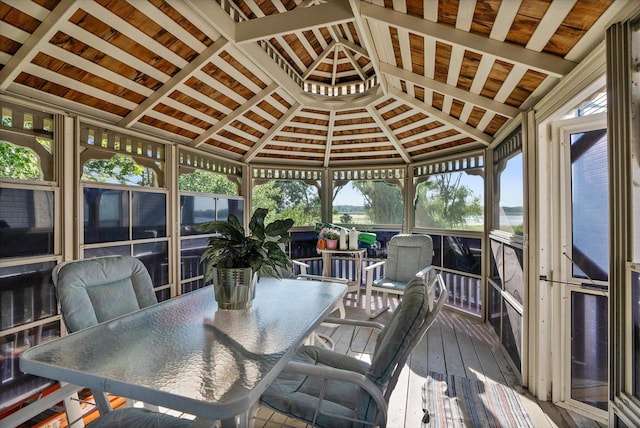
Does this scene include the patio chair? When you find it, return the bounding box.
[52,256,191,427]
[364,234,434,318]
[259,274,447,428]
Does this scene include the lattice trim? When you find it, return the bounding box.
[179,148,242,178]
[80,124,165,163]
[413,154,484,177]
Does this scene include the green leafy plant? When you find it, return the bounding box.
[196,208,295,281]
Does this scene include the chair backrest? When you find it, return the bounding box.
[52,256,158,333]
[357,274,447,422]
[385,234,433,282]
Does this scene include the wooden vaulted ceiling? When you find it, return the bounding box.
[0,0,636,167]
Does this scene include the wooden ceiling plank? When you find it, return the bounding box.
[361,1,575,78]
[193,68,248,105]
[367,105,411,163]
[211,133,252,151]
[179,85,233,115]
[380,62,520,118]
[475,110,496,133]
[331,46,339,86]
[273,34,308,72]
[119,38,228,127]
[406,133,467,152]
[397,27,413,71]
[311,28,330,50]
[189,82,277,147]
[390,87,491,144]
[527,0,578,52]
[494,63,528,103]
[394,117,436,134]
[334,122,378,131]
[0,0,79,91]
[134,0,207,51]
[469,54,494,94]
[332,149,398,158]
[243,103,302,162]
[287,122,327,132]
[349,0,387,94]
[2,22,30,44]
[331,141,390,150]
[489,0,521,41]
[447,44,465,87]
[167,0,222,40]
[324,110,335,167]
[162,97,218,124]
[456,0,476,31]
[63,23,169,82]
[441,95,453,116]
[331,132,386,142]
[279,131,326,141]
[295,30,321,63]
[22,62,137,110]
[303,41,337,80]
[519,74,557,111]
[459,103,475,124]
[145,110,205,134]
[81,1,188,68]
[236,115,269,134]
[272,0,289,14]
[41,44,153,97]
[214,53,266,94]
[400,126,449,144]
[338,37,369,58]
[3,0,50,20]
[565,0,636,61]
[235,1,354,43]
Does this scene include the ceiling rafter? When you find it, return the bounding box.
[0,0,79,91]
[189,83,278,148]
[235,1,354,44]
[341,45,367,81]
[389,88,492,146]
[243,104,302,162]
[303,41,337,80]
[366,105,411,164]
[360,1,576,79]
[348,0,387,95]
[379,62,520,118]
[337,37,368,58]
[119,38,229,128]
[324,110,335,167]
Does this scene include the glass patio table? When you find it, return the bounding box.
[20,278,347,427]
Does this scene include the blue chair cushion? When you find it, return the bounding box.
[86,408,192,428]
[372,277,409,292]
[261,346,371,428]
[55,256,158,333]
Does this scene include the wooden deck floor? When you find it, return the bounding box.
[254,291,606,428]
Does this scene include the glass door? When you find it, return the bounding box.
[557,114,608,419]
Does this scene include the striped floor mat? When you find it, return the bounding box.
[422,371,534,428]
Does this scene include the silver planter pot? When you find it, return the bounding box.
[212,267,257,310]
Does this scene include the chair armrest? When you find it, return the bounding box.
[291,259,310,275]
[282,361,388,427]
[297,274,349,284]
[323,317,385,331]
[364,260,386,273]
[415,265,434,279]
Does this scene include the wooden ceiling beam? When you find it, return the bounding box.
[360,1,575,78]
[235,1,354,44]
[119,38,229,128]
[349,0,387,95]
[189,83,278,148]
[303,41,337,80]
[324,110,335,167]
[0,0,79,91]
[366,105,411,164]
[243,104,302,163]
[389,88,492,145]
[342,46,367,81]
[379,62,520,118]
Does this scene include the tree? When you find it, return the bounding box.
[415,172,483,229]
[252,180,320,226]
[0,142,41,180]
[353,180,404,224]
[82,154,155,186]
[179,170,238,195]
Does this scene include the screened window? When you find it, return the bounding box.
[253,179,320,226]
[570,128,609,282]
[333,180,403,225]
[414,171,483,231]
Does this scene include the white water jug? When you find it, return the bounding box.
[349,228,359,250]
[339,228,347,250]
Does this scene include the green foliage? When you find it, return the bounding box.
[340,213,353,223]
[179,170,238,195]
[252,180,320,226]
[352,180,403,224]
[82,154,155,186]
[196,208,294,281]
[0,141,41,180]
[415,173,483,229]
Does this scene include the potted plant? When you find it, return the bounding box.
[319,227,340,250]
[196,208,295,309]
